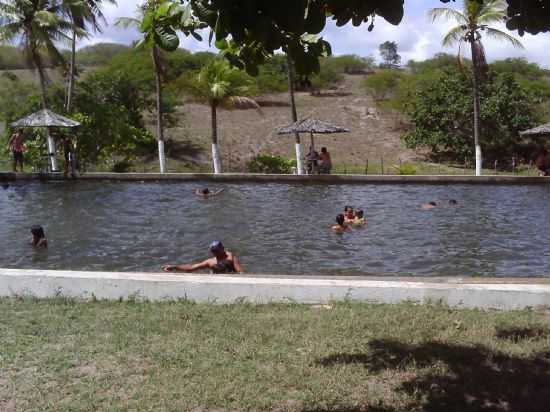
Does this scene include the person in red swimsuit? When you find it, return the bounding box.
[7,129,24,172]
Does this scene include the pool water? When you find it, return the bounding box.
[1,181,549,277]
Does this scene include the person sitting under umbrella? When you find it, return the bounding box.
[306,146,320,175]
[535,148,550,176]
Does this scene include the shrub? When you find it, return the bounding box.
[112,160,133,173]
[247,154,296,174]
[393,163,417,175]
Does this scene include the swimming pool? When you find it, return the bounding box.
[1,181,549,277]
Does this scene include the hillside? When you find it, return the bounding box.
[160,74,414,172]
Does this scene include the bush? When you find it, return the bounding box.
[112,160,133,173]
[392,163,417,175]
[247,154,296,174]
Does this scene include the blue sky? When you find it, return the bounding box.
[89,0,550,68]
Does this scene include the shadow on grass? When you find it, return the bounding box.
[495,326,549,342]
[317,339,550,412]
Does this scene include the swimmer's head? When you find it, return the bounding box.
[209,240,224,255]
[202,188,210,195]
[344,205,352,212]
[429,201,437,207]
[449,199,457,205]
[31,225,45,239]
[356,210,364,218]
[336,214,345,226]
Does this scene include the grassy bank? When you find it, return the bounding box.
[1,299,550,411]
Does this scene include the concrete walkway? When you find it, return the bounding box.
[1,268,549,310]
[1,171,550,184]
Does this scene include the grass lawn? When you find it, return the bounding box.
[1,299,550,411]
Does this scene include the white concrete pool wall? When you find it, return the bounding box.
[2,171,550,184]
[1,269,550,310]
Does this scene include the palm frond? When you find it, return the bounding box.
[483,27,524,49]
[223,96,263,114]
[442,25,466,47]
[428,7,467,24]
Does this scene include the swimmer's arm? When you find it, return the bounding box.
[213,188,225,196]
[232,255,243,273]
[163,260,210,273]
[37,239,48,248]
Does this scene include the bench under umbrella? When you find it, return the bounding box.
[10,109,81,171]
[520,122,550,138]
[277,118,350,150]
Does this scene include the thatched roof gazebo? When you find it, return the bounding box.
[10,109,80,172]
[10,109,81,128]
[277,118,350,148]
[519,122,550,138]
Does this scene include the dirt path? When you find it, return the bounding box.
[167,75,416,171]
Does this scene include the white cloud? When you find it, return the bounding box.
[80,0,550,68]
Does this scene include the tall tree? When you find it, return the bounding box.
[186,60,261,174]
[429,0,523,176]
[379,41,401,68]
[0,0,73,171]
[63,0,116,113]
[116,0,203,173]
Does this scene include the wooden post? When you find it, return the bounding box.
[365,158,369,175]
[494,160,498,175]
[512,156,516,175]
[380,156,384,175]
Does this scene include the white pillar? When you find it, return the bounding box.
[46,129,58,172]
[212,143,221,174]
[475,145,482,176]
[158,140,166,173]
[295,143,304,175]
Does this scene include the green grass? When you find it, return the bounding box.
[1,298,550,411]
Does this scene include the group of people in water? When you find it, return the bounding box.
[24,186,459,275]
[331,206,367,233]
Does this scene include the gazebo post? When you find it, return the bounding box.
[310,131,315,150]
[46,127,58,172]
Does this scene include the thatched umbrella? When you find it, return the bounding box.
[520,122,550,138]
[10,109,81,171]
[277,118,350,149]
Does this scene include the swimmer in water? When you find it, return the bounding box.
[332,214,352,233]
[421,201,437,210]
[353,209,366,226]
[344,206,355,223]
[449,199,458,205]
[195,188,224,198]
[163,241,243,274]
[30,225,48,248]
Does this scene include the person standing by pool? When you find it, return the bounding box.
[319,147,332,174]
[162,241,243,274]
[8,129,24,172]
[306,146,320,175]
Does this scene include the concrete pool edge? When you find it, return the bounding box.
[2,268,550,310]
[2,171,550,184]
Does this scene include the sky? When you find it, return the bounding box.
[87,0,550,68]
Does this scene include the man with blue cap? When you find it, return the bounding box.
[162,241,243,274]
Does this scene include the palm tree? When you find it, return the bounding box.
[116,1,202,173]
[429,0,523,176]
[0,0,73,171]
[63,0,116,113]
[286,56,304,175]
[187,60,261,174]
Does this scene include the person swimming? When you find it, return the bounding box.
[162,241,243,274]
[449,199,458,205]
[332,214,352,233]
[195,188,224,198]
[353,209,366,226]
[421,201,437,210]
[30,225,47,248]
[344,206,355,223]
